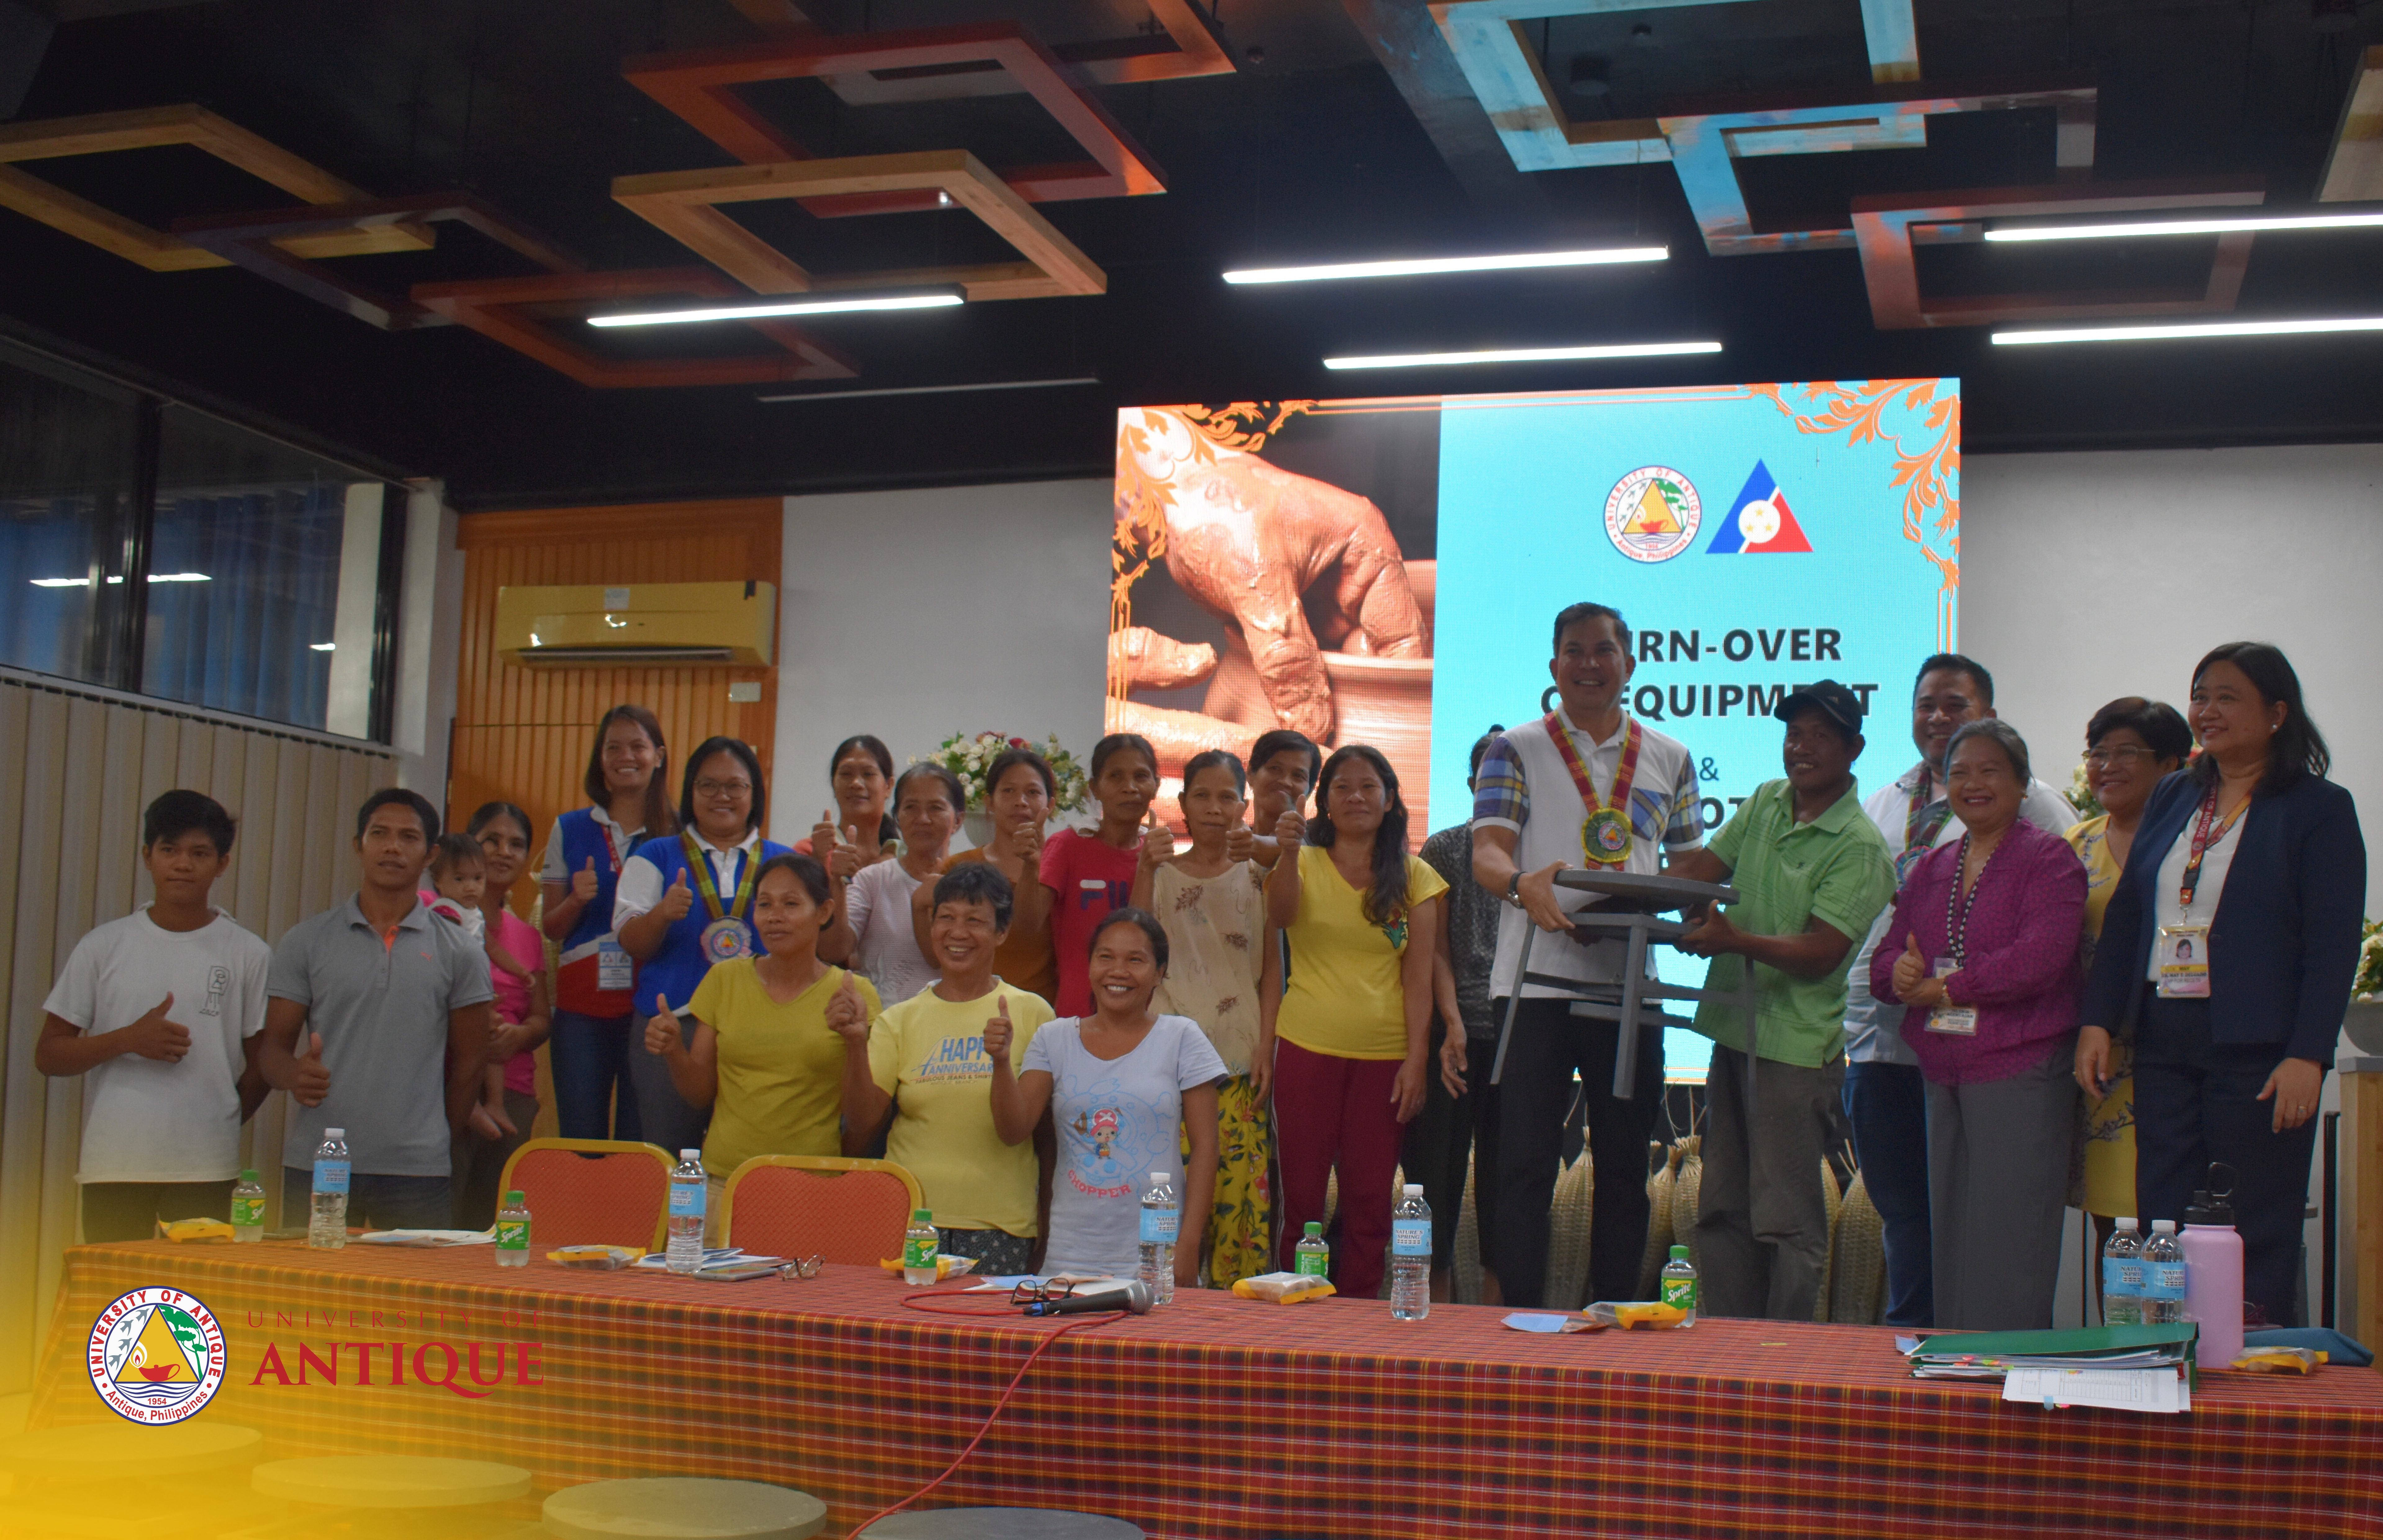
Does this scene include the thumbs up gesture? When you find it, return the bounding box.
[824,971,870,1042]
[120,992,192,1063]
[812,807,842,857]
[644,993,684,1058]
[291,1030,332,1106]
[1011,815,1046,867]
[1273,806,1307,851]
[982,994,1014,1061]
[1224,818,1256,865]
[1137,813,1175,873]
[1890,932,1928,1003]
[571,855,600,905]
[658,866,694,922]
[829,823,861,882]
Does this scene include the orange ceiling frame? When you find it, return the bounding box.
[1851,180,2267,330]
[0,105,433,270]
[612,149,1105,301]
[621,22,1167,220]
[411,268,856,387]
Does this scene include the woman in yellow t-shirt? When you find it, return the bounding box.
[643,853,882,1240]
[2065,697,2191,1260]
[1263,744,1446,1299]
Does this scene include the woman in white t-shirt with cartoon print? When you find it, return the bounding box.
[986,907,1224,1285]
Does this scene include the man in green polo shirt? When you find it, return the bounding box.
[1670,682,1895,1320]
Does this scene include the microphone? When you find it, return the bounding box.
[1022,1279,1152,1316]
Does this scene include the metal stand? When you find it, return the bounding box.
[1491,870,1763,1111]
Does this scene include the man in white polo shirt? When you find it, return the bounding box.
[259,788,494,1229]
[1468,602,1704,1308]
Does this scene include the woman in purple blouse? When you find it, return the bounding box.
[1873,719,2086,1331]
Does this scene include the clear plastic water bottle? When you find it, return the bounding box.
[495,1189,531,1268]
[902,1207,939,1285]
[230,1169,266,1244]
[1139,1171,1180,1305]
[1389,1183,1431,1320]
[2141,1218,2186,1325]
[1660,1244,1699,1325]
[2101,1217,2144,1325]
[1294,1220,1330,1278]
[308,1128,350,1250]
[666,1149,706,1274]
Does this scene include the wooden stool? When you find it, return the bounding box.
[0,1421,264,1485]
[855,1510,1143,1540]
[250,1456,531,1509]
[543,1478,826,1540]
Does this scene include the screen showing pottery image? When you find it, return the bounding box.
[1115,384,1961,1077]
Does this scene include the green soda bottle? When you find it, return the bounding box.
[230,1170,266,1244]
[1294,1221,1329,1277]
[1660,1244,1698,1325]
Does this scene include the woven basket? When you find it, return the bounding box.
[1668,1134,1703,1275]
[1828,1168,1887,1325]
[1452,1151,1484,1304]
[1812,1159,1843,1321]
[1636,1141,1683,1298]
[1542,1150,1595,1310]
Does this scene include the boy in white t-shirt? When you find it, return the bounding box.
[37,790,273,1241]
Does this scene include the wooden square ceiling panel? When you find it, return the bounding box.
[0,106,433,271]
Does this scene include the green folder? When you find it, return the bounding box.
[1912,1322,2201,1386]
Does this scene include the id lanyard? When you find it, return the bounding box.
[1545,713,1642,868]
[1927,834,1990,1035]
[2177,790,2249,913]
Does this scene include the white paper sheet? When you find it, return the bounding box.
[2002,1366,2191,1414]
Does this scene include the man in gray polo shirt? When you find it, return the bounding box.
[260,788,494,1228]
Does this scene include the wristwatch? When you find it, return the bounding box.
[1505,871,1524,909]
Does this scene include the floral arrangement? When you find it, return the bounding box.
[2355,919,2383,1002]
[2066,757,2104,821]
[923,732,1090,814]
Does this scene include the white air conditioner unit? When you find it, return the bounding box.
[494,581,776,667]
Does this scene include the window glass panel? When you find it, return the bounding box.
[143,406,388,735]
[0,348,139,685]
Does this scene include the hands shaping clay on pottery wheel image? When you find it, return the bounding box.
[1111,410,1434,786]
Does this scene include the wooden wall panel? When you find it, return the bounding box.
[451,500,781,910]
[0,673,395,1393]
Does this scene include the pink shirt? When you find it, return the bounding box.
[1870,819,2086,1086]
[485,909,545,1095]
[1039,828,1140,1018]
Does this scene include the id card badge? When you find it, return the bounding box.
[596,938,633,991]
[2156,924,2211,998]
[1926,957,1978,1036]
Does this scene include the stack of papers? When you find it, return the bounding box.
[633,1247,787,1279]
[1904,1324,2199,1415]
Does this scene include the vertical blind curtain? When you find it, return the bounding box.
[0,671,394,1396]
[144,487,343,731]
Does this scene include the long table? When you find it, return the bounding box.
[31,1241,2382,1538]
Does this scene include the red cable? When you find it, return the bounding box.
[845,1290,1128,1536]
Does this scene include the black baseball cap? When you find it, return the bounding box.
[1774,680,1865,734]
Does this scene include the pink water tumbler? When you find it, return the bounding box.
[2180,1178,2244,1369]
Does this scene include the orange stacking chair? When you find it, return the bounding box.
[497,1139,675,1253]
[719,1155,923,1266]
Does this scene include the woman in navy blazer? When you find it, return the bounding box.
[2077,643,2365,1327]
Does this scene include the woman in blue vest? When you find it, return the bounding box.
[2077,643,2365,1328]
[539,704,675,1140]
[617,736,791,1155]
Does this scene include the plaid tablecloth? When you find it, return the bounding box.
[31,1241,2383,1538]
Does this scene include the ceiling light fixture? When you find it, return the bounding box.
[1992,317,2383,345]
[1225,247,1667,285]
[1984,210,2383,242]
[587,291,964,327]
[27,572,209,587]
[757,376,1101,403]
[310,642,337,651]
[1323,340,1720,370]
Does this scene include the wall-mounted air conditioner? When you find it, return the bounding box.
[494,581,777,667]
